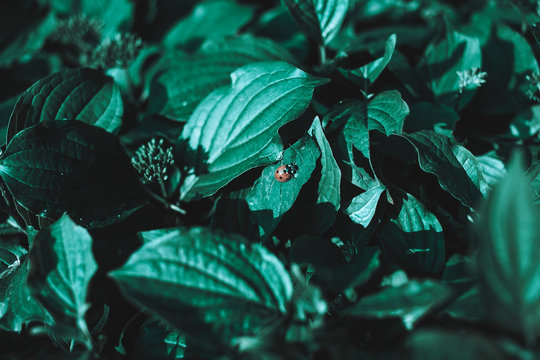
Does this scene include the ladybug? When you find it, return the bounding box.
[274,164,298,182]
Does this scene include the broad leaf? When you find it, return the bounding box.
[148,35,295,121]
[346,280,452,330]
[247,135,320,238]
[476,153,540,344]
[163,0,254,49]
[28,214,96,347]
[340,34,397,88]
[131,319,187,360]
[282,0,350,45]
[452,145,489,197]
[177,61,327,201]
[510,105,540,139]
[212,188,260,242]
[0,240,50,331]
[405,102,459,136]
[418,29,482,109]
[378,193,445,275]
[401,130,482,210]
[345,183,385,227]
[76,0,134,36]
[8,68,123,144]
[0,120,146,228]
[477,151,506,189]
[110,227,293,347]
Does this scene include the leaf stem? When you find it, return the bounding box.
[319,45,327,66]
[144,185,186,215]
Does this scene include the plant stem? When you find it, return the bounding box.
[144,186,186,215]
[319,45,327,66]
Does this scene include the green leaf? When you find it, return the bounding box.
[247,135,320,238]
[340,34,397,88]
[510,105,540,139]
[0,120,146,228]
[327,247,381,293]
[163,0,254,49]
[0,240,50,331]
[418,29,482,108]
[308,117,341,213]
[477,151,506,188]
[452,145,489,197]
[110,227,293,348]
[401,130,482,210]
[177,61,327,201]
[281,0,350,45]
[346,280,452,330]
[28,214,96,348]
[342,90,408,161]
[8,68,123,144]
[79,0,134,36]
[378,193,445,275]
[212,188,261,242]
[345,183,385,227]
[138,227,184,245]
[475,153,540,344]
[147,35,295,121]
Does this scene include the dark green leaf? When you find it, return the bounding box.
[110,227,293,348]
[378,193,445,275]
[327,246,380,293]
[247,135,320,238]
[0,120,146,228]
[510,105,540,139]
[340,34,397,88]
[8,68,123,144]
[131,319,187,360]
[346,280,452,330]
[163,0,254,49]
[212,188,260,242]
[147,35,295,121]
[452,145,489,197]
[281,0,350,45]
[28,214,96,347]
[476,153,540,344]
[401,130,482,209]
[405,102,459,136]
[0,240,50,331]
[75,0,134,36]
[177,61,327,201]
[418,29,482,108]
[478,151,506,188]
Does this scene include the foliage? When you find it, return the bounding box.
[0,0,540,358]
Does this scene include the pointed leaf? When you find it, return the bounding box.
[340,34,397,87]
[8,68,123,144]
[452,145,489,197]
[378,193,445,275]
[110,227,293,347]
[282,0,350,45]
[476,153,540,344]
[345,184,385,227]
[28,214,96,347]
[0,241,50,331]
[346,280,452,330]
[401,130,482,210]
[308,117,341,211]
[247,135,320,238]
[177,61,327,201]
[0,120,146,228]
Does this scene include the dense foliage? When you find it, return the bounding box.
[1,0,540,358]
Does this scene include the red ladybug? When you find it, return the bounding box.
[274,164,298,182]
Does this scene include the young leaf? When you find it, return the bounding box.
[345,183,385,227]
[247,135,320,238]
[378,193,445,275]
[340,34,397,88]
[147,35,295,121]
[110,227,293,348]
[0,241,50,331]
[177,61,327,201]
[281,0,350,45]
[28,214,96,348]
[163,0,254,49]
[308,117,341,221]
[475,153,540,344]
[401,130,482,210]
[0,120,146,228]
[8,68,123,147]
[346,280,452,330]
